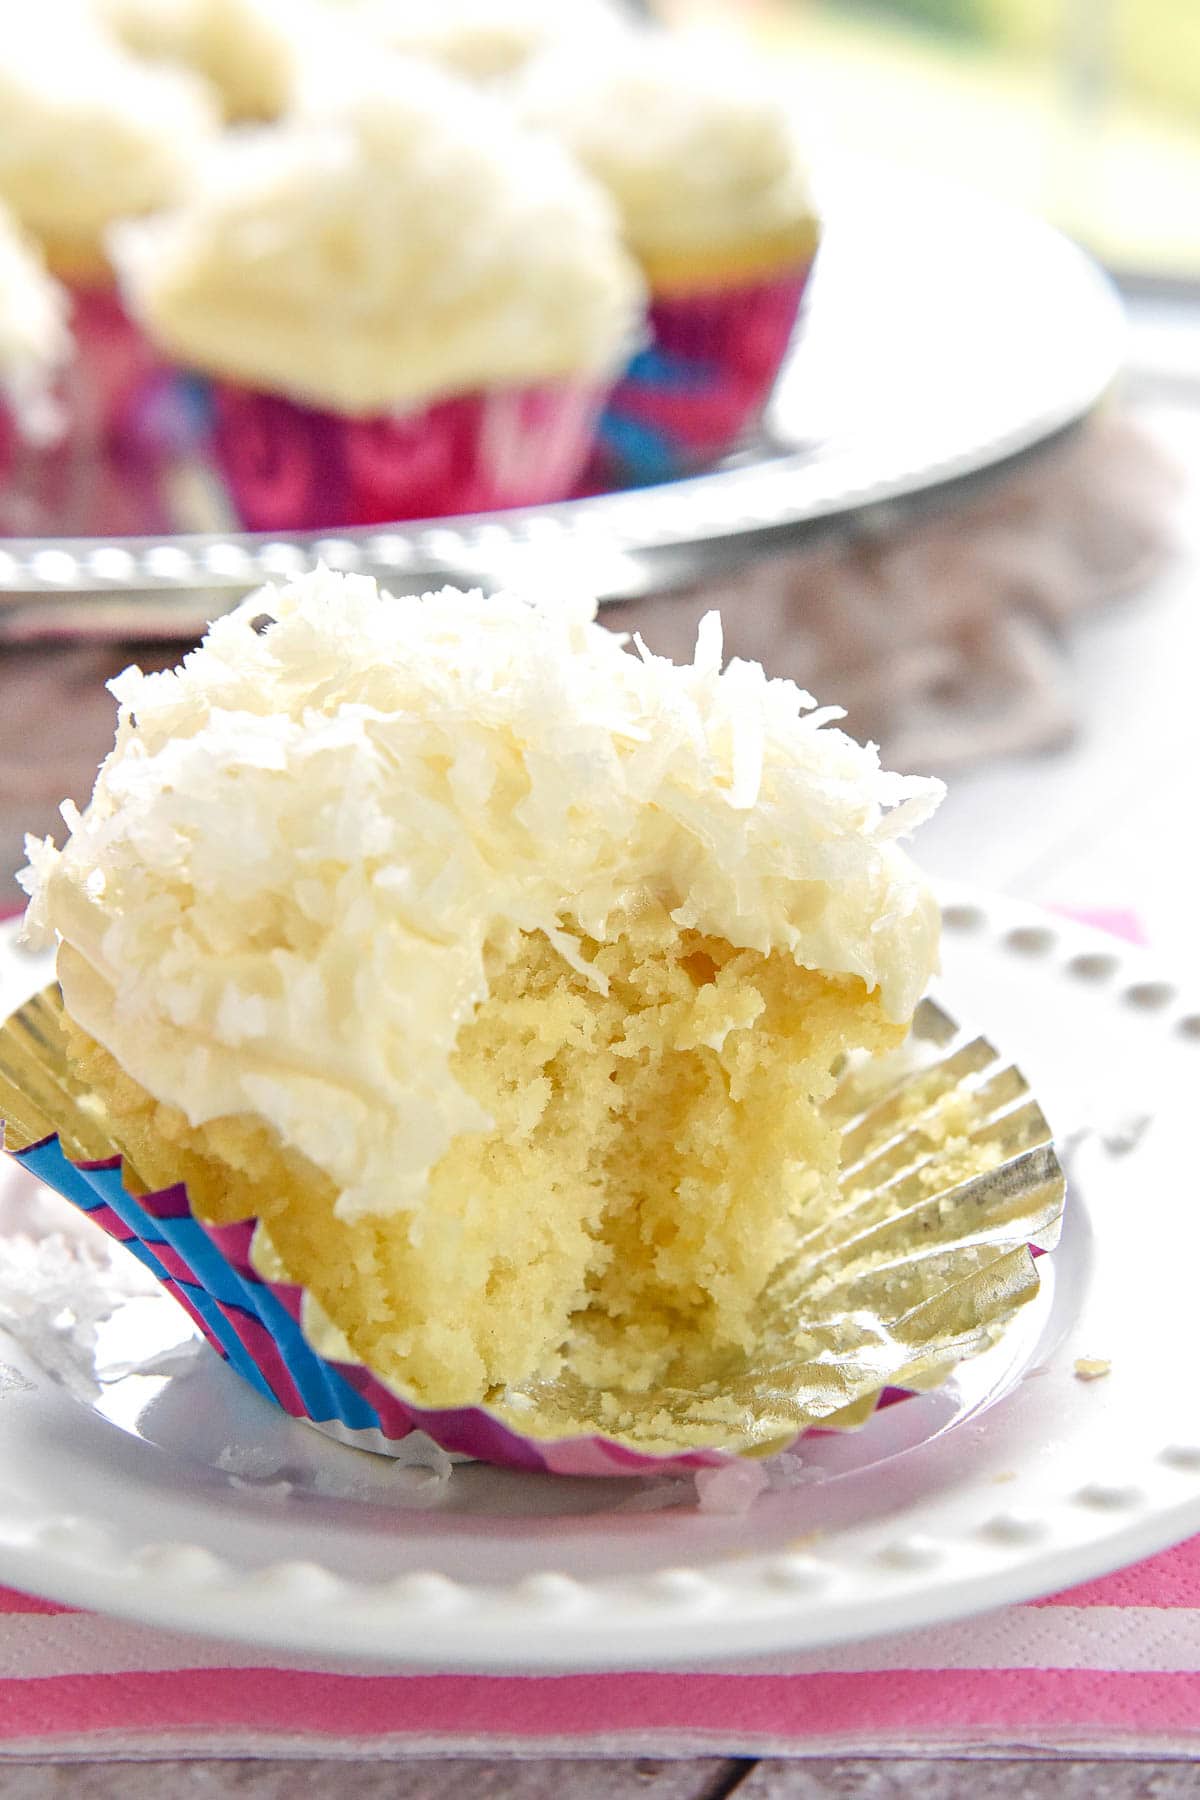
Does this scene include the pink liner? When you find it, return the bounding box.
[68,283,169,448]
[211,376,610,531]
[591,261,815,484]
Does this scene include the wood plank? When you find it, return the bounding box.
[741,1760,1200,1798]
[0,1755,746,1800]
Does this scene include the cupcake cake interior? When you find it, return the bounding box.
[61,915,899,1407]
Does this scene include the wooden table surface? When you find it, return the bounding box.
[1,345,1197,1792]
[4,1756,1200,1795]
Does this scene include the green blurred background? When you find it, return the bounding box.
[663,0,1200,277]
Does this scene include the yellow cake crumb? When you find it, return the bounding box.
[1074,1357,1111,1382]
[65,901,900,1407]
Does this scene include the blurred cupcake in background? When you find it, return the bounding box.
[113,59,645,529]
[343,0,632,86]
[0,202,73,494]
[518,34,820,483]
[94,0,320,123]
[0,6,219,443]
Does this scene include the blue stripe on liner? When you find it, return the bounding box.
[65,1155,276,1401]
[596,412,684,484]
[16,1136,385,1434]
[175,1281,279,1402]
[18,1140,113,1212]
[624,345,718,391]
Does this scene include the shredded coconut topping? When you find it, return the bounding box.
[21,568,942,1224]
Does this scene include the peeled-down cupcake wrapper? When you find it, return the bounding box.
[594,261,815,486]
[0,984,1064,1477]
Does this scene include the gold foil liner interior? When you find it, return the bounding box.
[0,985,1065,1459]
[0,984,136,1168]
[473,997,1065,1453]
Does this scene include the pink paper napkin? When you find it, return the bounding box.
[4,904,1196,1762]
[3,1541,1200,1759]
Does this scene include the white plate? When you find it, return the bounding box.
[0,888,1198,1672]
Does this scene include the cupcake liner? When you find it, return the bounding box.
[593,262,815,486]
[1,982,1064,1476]
[0,390,82,533]
[202,376,610,531]
[68,282,173,450]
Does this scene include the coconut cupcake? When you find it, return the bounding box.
[10,566,955,1434]
[518,33,820,482]
[0,6,219,440]
[0,201,72,475]
[114,59,645,528]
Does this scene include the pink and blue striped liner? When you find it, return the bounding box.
[591,262,815,487]
[11,1132,737,1476]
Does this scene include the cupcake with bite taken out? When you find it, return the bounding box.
[3,572,1066,1471]
[0,5,219,443]
[517,32,820,483]
[0,568,1029,1474]
[113,58,646,529]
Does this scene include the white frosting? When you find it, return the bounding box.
[345,0,630,83]
[0,5,220,264]
[96,0,316,121]
[0,203,72,444]
[516,32,816,261]
[22,568,943,1224]
[114,58,644,412]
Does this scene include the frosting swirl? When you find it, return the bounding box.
[517,33,818,284]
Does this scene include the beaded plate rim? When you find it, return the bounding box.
[0,885,1197,1670]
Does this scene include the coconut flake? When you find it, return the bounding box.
[692,609,724,680]
[693,1459,770,1515]
[0,1230,152,1402]
[545,924,610,996]
[613,1477,693,1513]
